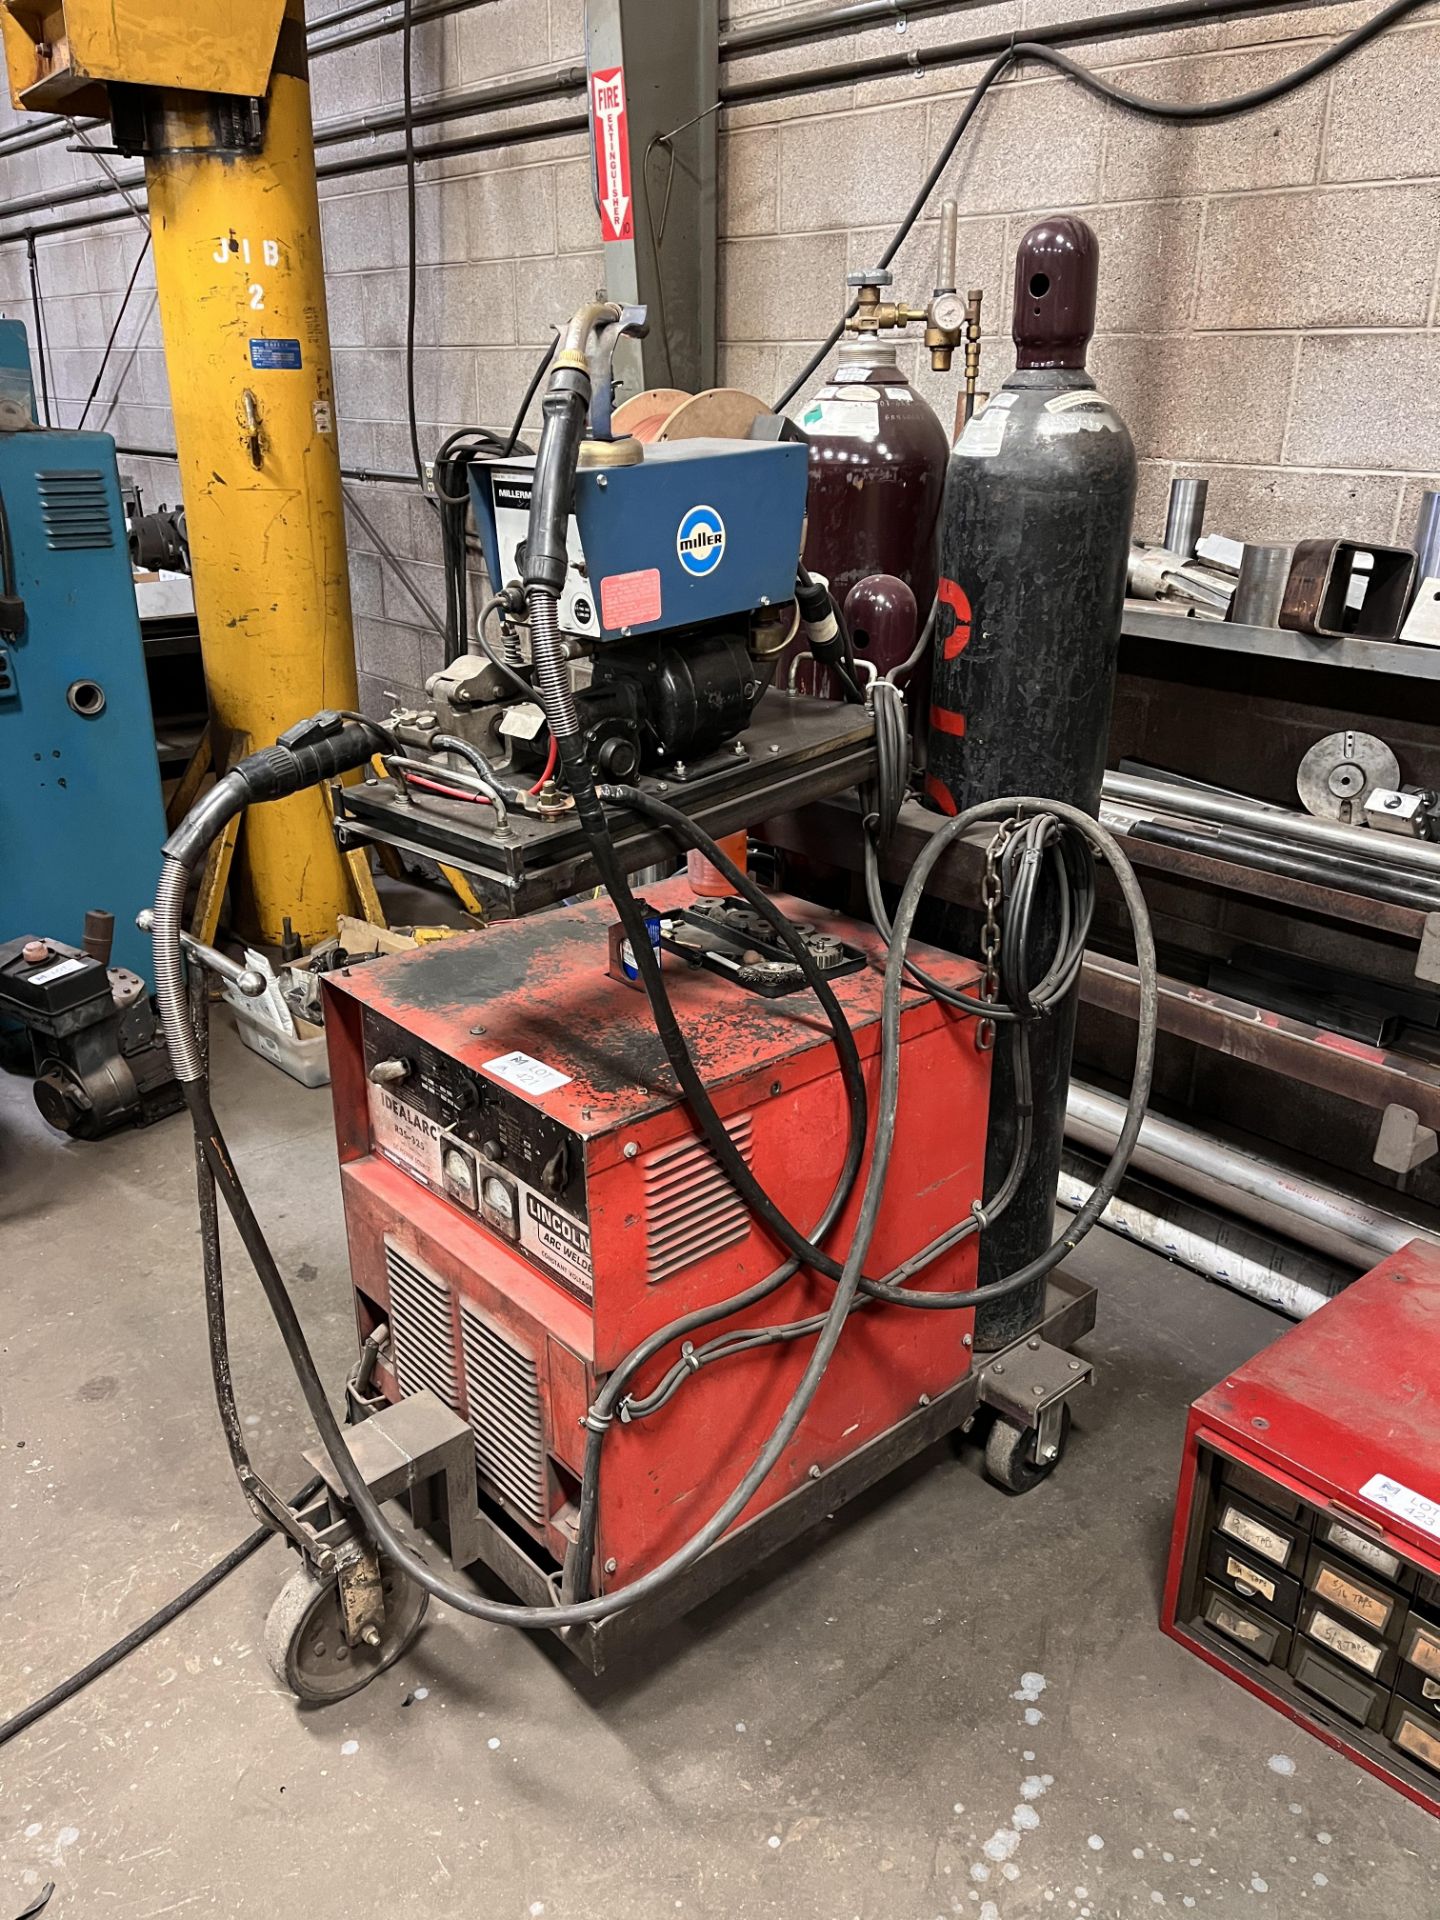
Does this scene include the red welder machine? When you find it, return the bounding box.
[316,879,1098,1677]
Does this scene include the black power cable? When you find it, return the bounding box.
[24,233,52,427]
[774,0,1431,409]
[0,1477,322,1751]
[76,230,151,433]
[432,338,555,664]
[402,0,426,493]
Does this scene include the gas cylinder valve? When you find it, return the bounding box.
[844,201,976,374]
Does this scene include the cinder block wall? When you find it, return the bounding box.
[0,0,1436,721]
[721,0,1440,562]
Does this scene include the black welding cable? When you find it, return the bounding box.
[402,0,425,491]
[76,230,151,433]
[475,596,537,699]
[589,782,870,1281]
[432,337,556,661]
[25,233,53,427]
[190,967,263,1510]
[428,731,517,802]
[155,773,1148,1627]
[183,1073,869,1631]
[618,1024,1035,1421]
[775,0,1430,412]
[592,788,1094,1313]
[0,1477,322,1752]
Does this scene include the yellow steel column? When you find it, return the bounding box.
[144,2,358,943]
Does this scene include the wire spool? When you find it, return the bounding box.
[1297,730,1400,825]
[656,388,770,440]
[609,387,692,443]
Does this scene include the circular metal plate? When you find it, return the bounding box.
[1297,730,1400,824]
[263,1556,429,1705]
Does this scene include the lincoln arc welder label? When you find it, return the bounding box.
[520,1188,593,1297]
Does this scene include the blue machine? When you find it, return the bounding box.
[0,320,167,982]
[470,438,809,641]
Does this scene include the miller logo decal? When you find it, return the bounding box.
[676,504,726,578]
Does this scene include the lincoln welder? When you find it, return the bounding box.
[151,273,1156,1702]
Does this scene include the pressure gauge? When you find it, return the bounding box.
[931,291,968,333]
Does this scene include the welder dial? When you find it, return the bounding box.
[443,1146,478,1211]
[482,1174,516,1222]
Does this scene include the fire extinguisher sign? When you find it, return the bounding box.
[590,66,634,243]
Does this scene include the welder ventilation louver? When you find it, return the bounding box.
[385,1241,460,1411]
[644,1116,755,1284]
[459,1301,548,1529]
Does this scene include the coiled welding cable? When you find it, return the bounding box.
[161,792,1151,1631]
[607,790,1140,1314]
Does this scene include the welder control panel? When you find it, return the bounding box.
[361,1009,594,1301]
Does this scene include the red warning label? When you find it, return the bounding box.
[601,567,661,630]
[591,66,634,243]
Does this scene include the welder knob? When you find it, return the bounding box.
[22,940,49,966]
[368,1057,410,1087]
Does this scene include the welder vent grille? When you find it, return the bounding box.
[643,1113,755,1284]
[37,471,113,550]
[384,1240,460,1412]
[459,1302,547,1526]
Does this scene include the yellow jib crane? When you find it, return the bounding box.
[3,0,361,945]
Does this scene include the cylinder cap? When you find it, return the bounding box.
[1012,216,1099,370]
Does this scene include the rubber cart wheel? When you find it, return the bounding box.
[983,1404,1071,1495]
[263,1555,428,1704]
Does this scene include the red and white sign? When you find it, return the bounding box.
[600,567,661,631]
[590,65,633,243]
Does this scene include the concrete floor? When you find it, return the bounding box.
[2,1022,1436,1920]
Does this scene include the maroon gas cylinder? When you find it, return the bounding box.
[795,339,950,678]
[843,573,918,679]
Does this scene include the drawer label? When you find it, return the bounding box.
[1219,1505,1291,1568]
[1405,1622,1440,1680]
[1309,1606,1384,1676]
[1209,1598,1265,1649]
[1323,1517,1402,1581]
[1226,1555,1276,1604]
[1395,1712,1440,1774]
[1314,1564,1393,1632]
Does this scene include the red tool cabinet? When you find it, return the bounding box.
[1163,1239,1440,1816]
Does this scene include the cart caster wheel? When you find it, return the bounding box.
[263,1556,428,1704]
[984,1405,1071,1495]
